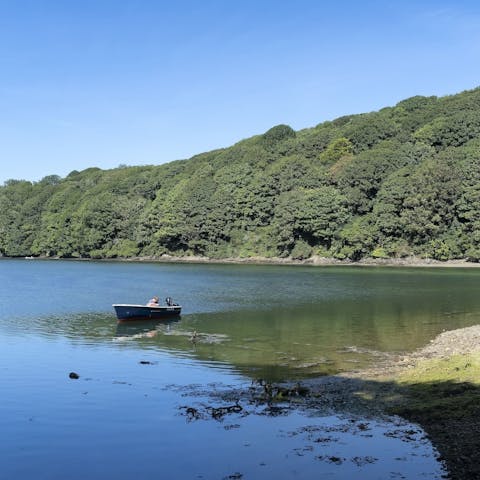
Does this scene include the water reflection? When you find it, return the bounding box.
[2,262,480,382]
[115,318,180,338]
[7,297,479,383]
[111,298,479,381]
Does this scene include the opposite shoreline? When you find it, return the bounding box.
[8,254,480,268]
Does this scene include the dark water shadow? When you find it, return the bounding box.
[208,375,480,480]
[172,372,479,478]
[369,377,480,480]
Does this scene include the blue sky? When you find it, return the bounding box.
[1,0,480,183]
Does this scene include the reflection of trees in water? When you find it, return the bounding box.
[37,304,480,384]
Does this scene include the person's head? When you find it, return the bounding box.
[152,296,159,302]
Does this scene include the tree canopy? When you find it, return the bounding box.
[2,87,480,261]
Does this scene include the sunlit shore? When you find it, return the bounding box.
[8,254,480,268]
[133,254,480,268]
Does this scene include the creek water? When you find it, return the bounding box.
[3,259,477,479]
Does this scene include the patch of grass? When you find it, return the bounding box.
[382,353,480,479]
[399,353,480,385]
[391,353,480,421]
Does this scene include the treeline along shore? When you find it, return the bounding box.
[2,87,480,262]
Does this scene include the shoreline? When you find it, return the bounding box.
[175,323,480,479]
[174,323,480,479]
[303,324,480,479]
[133,254,480,268]
[6,254,480,268]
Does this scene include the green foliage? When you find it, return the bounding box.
[466,247,480,263]
[414,112,480,150]
[371,247,389,259]
[319,137,353,164]
[274,186,350,256]
[333,140,423,214]
[2,87,480,261]
[427,236,462,261]
[262,124,296,145]
[290,239,313,260]
[333,216,375,260]
[0,180,37,256]
[393,95,439,132]
[397,151,462,246]
[343,112,400,152]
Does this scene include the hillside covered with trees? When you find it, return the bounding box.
[2,87,480,262]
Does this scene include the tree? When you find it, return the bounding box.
[274,186,350,256]
[1,86,480,261]
[319,137,353,164]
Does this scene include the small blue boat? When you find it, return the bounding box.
[113,303,182,321]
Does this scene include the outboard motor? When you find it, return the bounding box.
[165,297,173,306]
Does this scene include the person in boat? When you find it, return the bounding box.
[147,296,159,306]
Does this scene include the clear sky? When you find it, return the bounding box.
[1,0,480,183]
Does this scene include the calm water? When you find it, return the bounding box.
[3,259,477,479]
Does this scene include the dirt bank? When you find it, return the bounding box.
[125,254,480,268]
[8,254,480,268]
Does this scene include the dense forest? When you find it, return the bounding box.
[2,87,480,262]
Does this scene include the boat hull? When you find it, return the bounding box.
[113,304,181,321]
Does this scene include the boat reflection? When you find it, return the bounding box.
[115,318,180,339]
